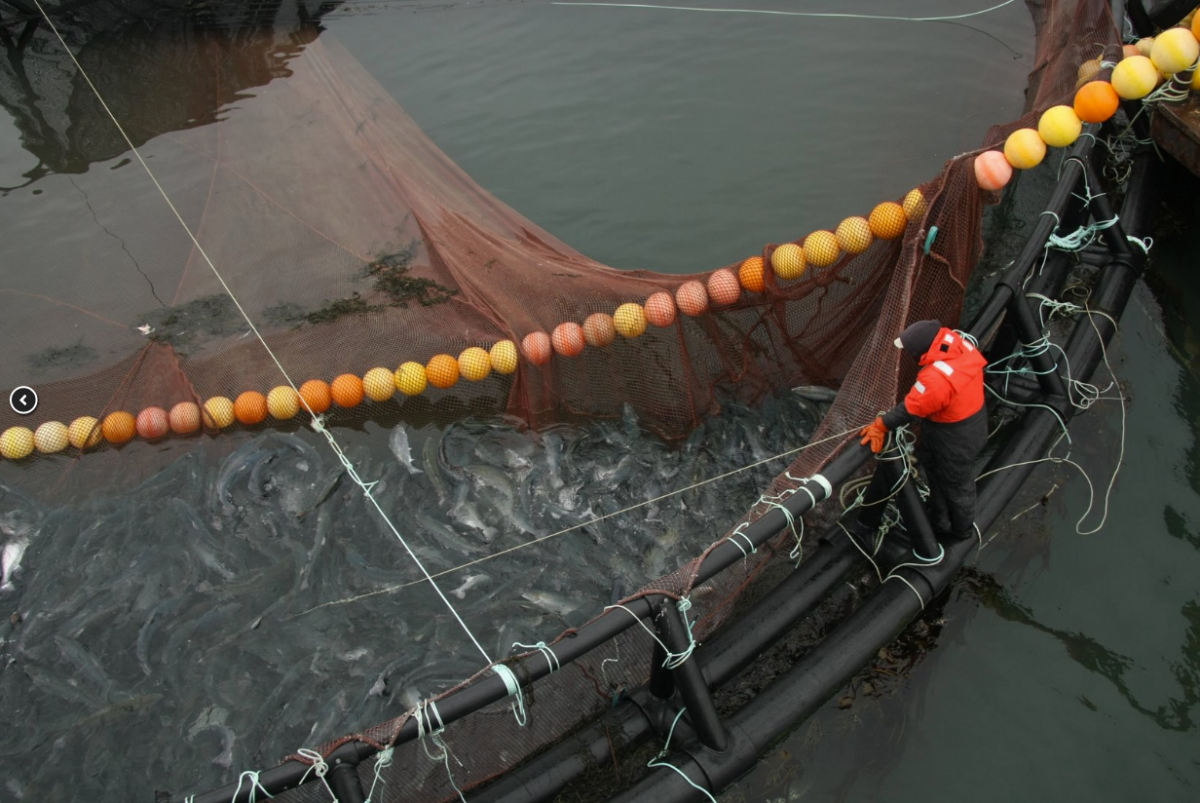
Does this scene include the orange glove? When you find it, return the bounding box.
[859,417,888,454]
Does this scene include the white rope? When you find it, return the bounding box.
[414,700,467,803]
[490,664,527,726]
[30,0,493,665]
[295,749,339,803]
[553,0,1020,24]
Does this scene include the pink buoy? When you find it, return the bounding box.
[974,150,1013,191]
[551,322,586,357]
[644,291,677,327]
[136,406,170,440]
[707,269,741,307]
[521,331,553,366]
[675,280,709,316]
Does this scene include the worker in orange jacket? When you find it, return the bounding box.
[859,319,989,542]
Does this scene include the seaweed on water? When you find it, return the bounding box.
[365,243,457,307]
[25,340,99,372]
[264,293,383,328]
[135,295,242,351]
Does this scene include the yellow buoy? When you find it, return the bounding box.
[803,230,840,268]
[835,216,873,255]
[770,243,806,280]
[1003,128,1047,169]
[1037,105,1083,148]
[395,361,429,395]
[1076,57,1102,86]
[0,427,34,460]
[267,385,301,419]
[489,340,519,375]
[902,188,927,221]
[68,416,102,449]
[614,302,647,338]
[34,421,69,454]
[459,347,492,381]
[1111,55,1159,99]
[1136,36,1154,57]
[203,396,235,429]
[1150,27,1200,74]
[868,202,907,240]
[363,367,396,402]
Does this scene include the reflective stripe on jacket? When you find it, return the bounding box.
[896,327,987,424]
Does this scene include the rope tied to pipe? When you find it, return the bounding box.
[295,748,339,803]
[364,748,393,803]
[414,699,467,803]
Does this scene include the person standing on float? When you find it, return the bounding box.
[858,319,989,542]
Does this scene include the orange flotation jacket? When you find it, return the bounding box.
[883,327,987,427]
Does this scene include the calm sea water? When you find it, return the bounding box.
[0,0,1197,800]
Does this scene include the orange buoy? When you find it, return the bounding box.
[1122,43,1140,59]
[202,397,235,429]
[835,217,873,255]
[644,291,677,326]
[395,361,429,394]
[522,331,553,365]
[331,374,364,408]
[102,411,137,444]
[770,243,806,280]
[136,407,170,440]
[868,202,907,240]
[551,322,586,357]
[299,380,332,414]
[583,313,617,347]
[613,303,648,338]
[426,354,460,388]
[738,256,766,293]
[234,392,268,426]
[267,386,302,419]
[459,347,492,381]
[803,230,840,268]
[1073,80,1120,123]
[169,402,201,434]
[707,268,741,306]
[69,416,103,449]
[974,150,1013,191]
[489,341,519,374]
[362,368,395,402]
[675,281,709,316]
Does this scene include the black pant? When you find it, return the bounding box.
[853,407,987,540]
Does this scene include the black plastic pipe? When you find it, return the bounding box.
[327,760,366,803]
[472,538,864,803]
[656,597,729,752]
[968,133,1095,339]
[881,456,941,560]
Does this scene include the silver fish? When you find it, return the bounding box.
[1,537,28,592]
[451,574,490,600]
[389,424,423,474]
[136,597,183,676]
[451,500,498,542]
[520,589,581,619]
[792,384,839,404]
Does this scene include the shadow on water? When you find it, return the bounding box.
[0,0,343,190]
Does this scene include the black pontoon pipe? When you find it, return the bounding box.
[969,132,1095,339]
[187,444,871,803]
[473,538,864,803]
[605,146,1158,803]
[655,597,729,752]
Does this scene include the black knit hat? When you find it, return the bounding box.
[893,319,942,358]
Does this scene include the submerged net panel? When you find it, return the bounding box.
[0,0,1121,799]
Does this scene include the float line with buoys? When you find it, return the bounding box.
[1,180,934,461]
[974,24,1200,192]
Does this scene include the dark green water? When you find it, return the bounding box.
[0,1,1197,800]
